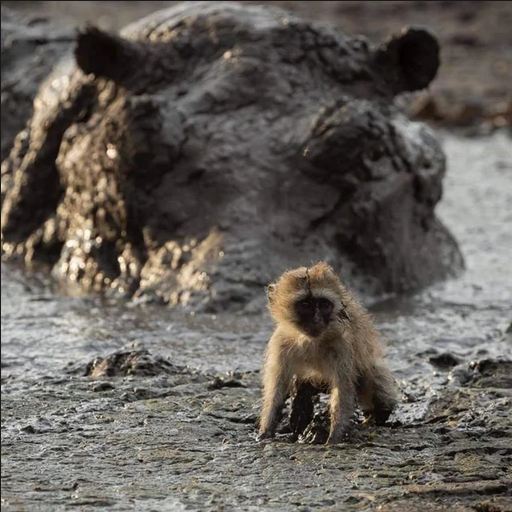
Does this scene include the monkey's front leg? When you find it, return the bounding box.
[327,376,356,444]
[258,349,292,440]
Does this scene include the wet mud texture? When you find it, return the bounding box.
[1,2,463,313]
[2,131,511,511]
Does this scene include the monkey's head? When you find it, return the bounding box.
[267,262,348,337]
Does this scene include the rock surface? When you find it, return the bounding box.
[1,2,463,312]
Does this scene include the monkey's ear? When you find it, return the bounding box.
[266,284,277,302]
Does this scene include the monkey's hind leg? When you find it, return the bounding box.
[358,361,399,426]
[289,380,317,438]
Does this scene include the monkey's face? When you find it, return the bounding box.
[294,295,334,337]
[267,263,346,335]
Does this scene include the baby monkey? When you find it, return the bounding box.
[259,262,398,444]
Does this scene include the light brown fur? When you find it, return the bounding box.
[259,262,398,444]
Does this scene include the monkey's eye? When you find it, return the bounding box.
[300,300,312,309]
[318,299,333,311]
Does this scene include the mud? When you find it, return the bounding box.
[2,131,511,511]
[1,2,463,312]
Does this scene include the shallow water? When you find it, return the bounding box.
[2,131,512,511]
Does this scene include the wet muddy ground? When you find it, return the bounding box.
[2,131,511,511]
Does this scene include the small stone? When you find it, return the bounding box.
[91,382,115,392]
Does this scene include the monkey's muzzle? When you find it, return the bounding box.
[305,323,326,338]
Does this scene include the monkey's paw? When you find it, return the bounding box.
[326,428,352,444]
[256,430,275,442]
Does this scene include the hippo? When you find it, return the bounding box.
[0,1,463,312]
[0,6,75,162]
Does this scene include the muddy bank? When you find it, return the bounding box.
[2,131,511,511]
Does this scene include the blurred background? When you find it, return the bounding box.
[3,0,512,130]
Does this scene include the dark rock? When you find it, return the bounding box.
[0,2,463,312]
[469,359,512,389]
[81,349,184,378]
[299,411,331,445]
[289,381,318,438]
[91,382,115,392]
[207,376,246,390]
[428,352,462,370]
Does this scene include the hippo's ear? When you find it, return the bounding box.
[374,27,440,94]
[75,25,145,84]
